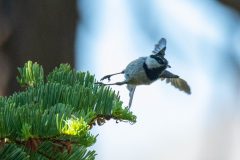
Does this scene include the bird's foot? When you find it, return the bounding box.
[100,75,112,82]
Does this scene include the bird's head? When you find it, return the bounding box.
[146,54,170,69]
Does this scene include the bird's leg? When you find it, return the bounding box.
[100,71,125,81]
[95,80,128,86]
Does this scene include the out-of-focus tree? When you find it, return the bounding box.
[0,0,78,95]
[219,0,240,12]
[219,0,240,93]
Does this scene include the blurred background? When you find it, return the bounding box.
[1,0,240,160]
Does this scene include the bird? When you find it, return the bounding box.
[96,38,191,108]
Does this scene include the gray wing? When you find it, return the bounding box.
[152,38,167,56]
[160,70,191,94]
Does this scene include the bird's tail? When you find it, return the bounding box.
[127,85,136,108]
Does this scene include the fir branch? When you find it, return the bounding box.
[0,60,136,159]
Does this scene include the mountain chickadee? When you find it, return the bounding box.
[97,38,191,108]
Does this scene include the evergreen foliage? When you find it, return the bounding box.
[0,61,136,160]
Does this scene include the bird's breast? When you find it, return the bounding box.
[124,57,154,85]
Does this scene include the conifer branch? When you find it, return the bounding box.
[0,61,136,159]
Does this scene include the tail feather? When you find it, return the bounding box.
[127,85,136,108]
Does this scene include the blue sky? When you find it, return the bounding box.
[76,1,240,160]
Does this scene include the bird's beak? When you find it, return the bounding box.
[168,65,171,68]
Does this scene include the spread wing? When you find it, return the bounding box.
[159,70,191,94]
[152,38,167,56]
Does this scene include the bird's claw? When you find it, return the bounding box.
[100,75,111,82]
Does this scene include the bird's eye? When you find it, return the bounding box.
[150,55,164,64]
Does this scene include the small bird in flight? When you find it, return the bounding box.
[97,38,191,108]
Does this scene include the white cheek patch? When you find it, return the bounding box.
[145,57,162,69]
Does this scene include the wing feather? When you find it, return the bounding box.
[160,77,191,94]
[159,70,191,94]
[152,38,167,55]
